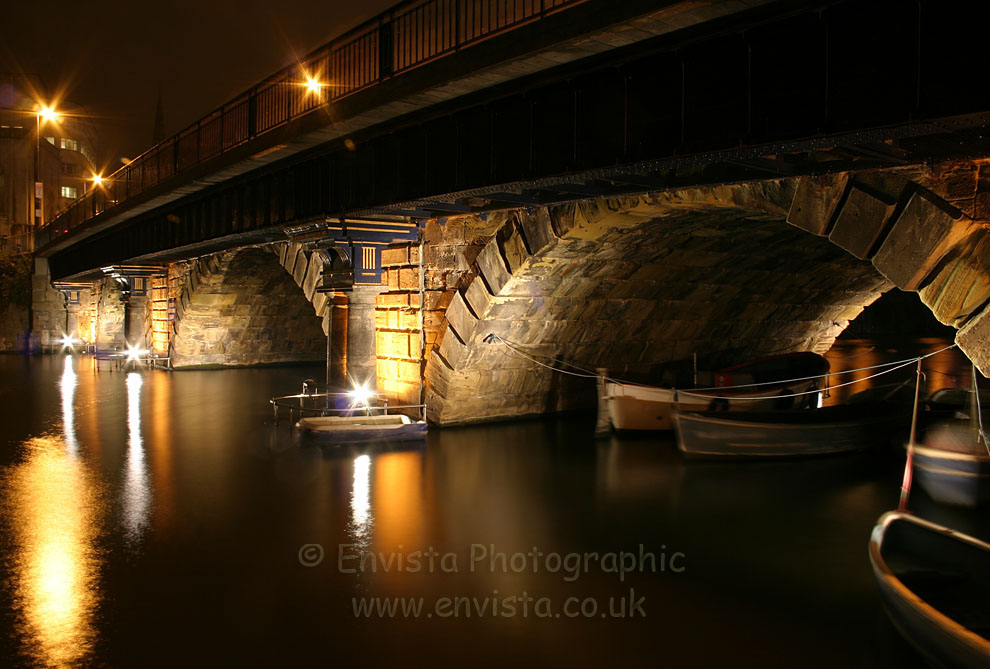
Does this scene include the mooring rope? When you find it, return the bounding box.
[483,332,958,398]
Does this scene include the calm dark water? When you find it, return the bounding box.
[0,339,983,668]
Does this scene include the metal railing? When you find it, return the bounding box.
[41,0,585,244]
[270,381,426,424]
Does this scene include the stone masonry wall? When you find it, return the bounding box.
[425,197,890,424]
[0,303,28,351]
[419,166,990,424]
[170,248,326,367]
[374,215,504,408]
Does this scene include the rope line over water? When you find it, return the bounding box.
[483,333,959,399]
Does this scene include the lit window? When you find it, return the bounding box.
[45,136,55,145]
[61,186,78,199]
[362,246,376,269]
[60,138,78,151]
[131,277,147,296]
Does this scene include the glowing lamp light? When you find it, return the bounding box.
[60,334,77,349]
[348,384,373,407]
[305,77,322,95]
[91,174,104,186]
[125,345,148,363]
[38,105,59,123]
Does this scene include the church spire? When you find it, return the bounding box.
[153,84,165,144]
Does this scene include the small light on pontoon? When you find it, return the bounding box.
[125,345,147,363]
[348,384,373,407]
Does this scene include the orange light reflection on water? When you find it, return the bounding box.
[3,437,105,667]
[372,451,424,552]
[123,372,151,546]
[823,337,971,406]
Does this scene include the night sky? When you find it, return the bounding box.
[0,0,395,173]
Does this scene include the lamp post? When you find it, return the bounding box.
[34,104,59,230]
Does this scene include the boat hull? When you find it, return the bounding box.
[913,445,990,507]
[296,415,428,445]
[603,351,828,432]
[606,379,820,432]
[672,405,896,457]
[869,511,990,669]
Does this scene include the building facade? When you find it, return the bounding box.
[0,73,99,256]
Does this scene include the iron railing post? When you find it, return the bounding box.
[248,89,257,139]
[379,17,394,80]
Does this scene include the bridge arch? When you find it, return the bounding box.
[170,246,331,368]
[423,170,990,424]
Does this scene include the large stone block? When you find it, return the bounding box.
[463,279,492,318]
[376,292,410,307]
[444,292,477,342]
[424,357,451,395]
[919,233,990,326]
[398,267,419,290]
[786,174,849,236]
[437,328,468,369]
[381,244,410,267]
[517,208,557,255]
[828,186,895,259]
[292,251,310,286]
[475,239,511,295]
[956,305,990,378]
[302,254,322,300]
[501,219,530,274]
[873,192,973,291]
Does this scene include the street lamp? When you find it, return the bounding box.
[34,103,60,229]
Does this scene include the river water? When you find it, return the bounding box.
[0,338,983,667]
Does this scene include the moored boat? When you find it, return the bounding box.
[672,402,900,458]
[296,413,427,445]
[603,351,829,431]
[869,511,990,668]
[913,422,990,507]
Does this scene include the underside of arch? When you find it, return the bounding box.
[422,166,990,425]
[170,247,327,367]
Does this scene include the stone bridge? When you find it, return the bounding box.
[24,0,990,424]
[37,161,990,425]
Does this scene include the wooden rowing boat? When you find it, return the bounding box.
[603,351,829,432]
[869,511,990,668]
[295,414,427,445]
[671,402,900,458]
[913,421,990,507]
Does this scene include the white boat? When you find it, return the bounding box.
[295,414,427,445]
[602,352,829,432]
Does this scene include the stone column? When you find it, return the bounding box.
[93,278,127,351]
[348,283,386,388]
[30,256,68,350]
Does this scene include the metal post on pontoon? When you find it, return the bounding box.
[594,368,610,436]
[899,358,923,511]
[326,300,334,409]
